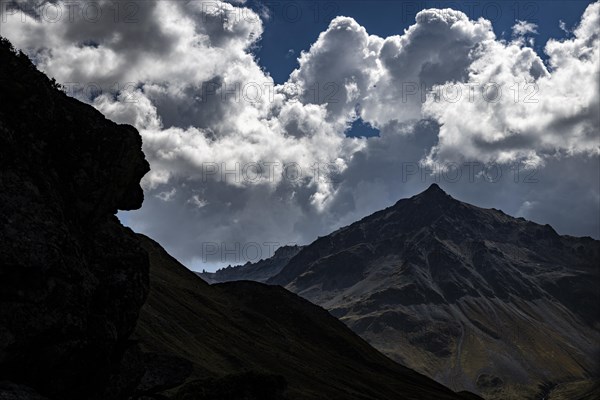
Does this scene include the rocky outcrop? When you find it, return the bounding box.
[0,37,150,399]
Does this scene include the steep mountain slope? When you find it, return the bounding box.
[0,37,150,399]
[268,184,600,399]
[134,234,482,400]
[198,245,303,283]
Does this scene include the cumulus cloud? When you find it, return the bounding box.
[287,16,382,126]
[363,9,495,126]
[2,0,598,269]
[287,9,496,127]
[423,1,599,166]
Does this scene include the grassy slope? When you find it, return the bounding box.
[133,234,481,400]
[547,380,600,400]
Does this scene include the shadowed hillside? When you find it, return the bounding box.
[135,234,482,400]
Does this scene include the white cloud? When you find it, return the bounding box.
[423,1,599,166]
[156,187,177,202]
[363,9,495,126]
[559,20,570,34]
[512,20,539,37]
[188,194,209,208]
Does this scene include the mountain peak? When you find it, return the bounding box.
[267,182,600,400]
[424,183,445,194]
[412,183,454,203]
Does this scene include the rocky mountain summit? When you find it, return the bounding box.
[265,183,600,399]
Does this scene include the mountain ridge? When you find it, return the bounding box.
[236,184,598,399]
[198,244,304,284]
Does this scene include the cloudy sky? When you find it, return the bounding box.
[2,0,598,271]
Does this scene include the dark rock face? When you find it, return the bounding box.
[175,372,287,400]
[134,353,193,396]
[0,38,150,399]
[0,382,50,400]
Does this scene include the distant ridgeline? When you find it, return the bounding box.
[198,245,304,284]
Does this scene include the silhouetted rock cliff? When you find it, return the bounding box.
[0,37,150,399]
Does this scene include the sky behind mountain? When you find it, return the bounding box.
[1,0,598,271]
